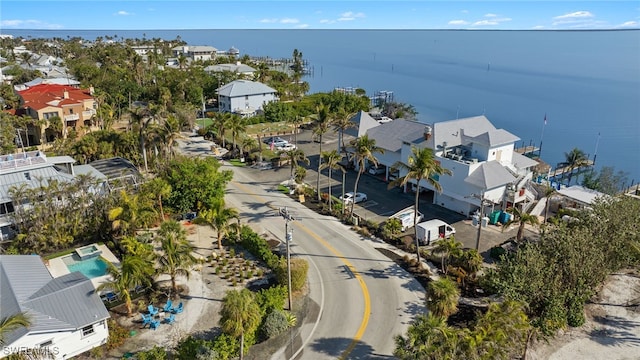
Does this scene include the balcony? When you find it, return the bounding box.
[64,114,79,121]
[82,109,96,118]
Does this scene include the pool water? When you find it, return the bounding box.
[63,254,108,279]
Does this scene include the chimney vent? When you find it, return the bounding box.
[423,125,432,140]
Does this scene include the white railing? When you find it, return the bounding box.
[82,109,96,118]
[65,114,79,121]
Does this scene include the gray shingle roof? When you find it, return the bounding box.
[366,119,427,153]
[216,80,277,97]
[431,115,495,148]
[464,161,517,189]
[0,255,110,346]
[466,129,520,147]
[511,152,539,170]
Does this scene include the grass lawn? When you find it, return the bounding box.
[245,122,295,136]
[228,159,248,166]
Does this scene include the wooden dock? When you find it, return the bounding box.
[548,160,594,180]
[514,145,540,156]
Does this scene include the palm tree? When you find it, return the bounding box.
[287,114,305,146]
[394,313,459,360]
[141,178,171,221]
[130,102,165,172]
[157,220,199,295]
[312,104,333,201]
[332,108,356,156]
[212,112,231,148]
[158,114,184,159]
[220,289,262,360]
[350,135,384,214]
[0,312,31,346]
[240,137,257,161]
[319,149,345,212]
[97,256,153,316]
[426,277,460,318]
[227,114,246,154]
[431,237,463,274]
[390,146,452,264]
[196,203,241,251]
[282,148,309,179]
[109,190,157,236]
[543,185,557,222]
[503,207,540,241]
[563,147,589,185]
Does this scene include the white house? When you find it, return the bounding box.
[204,62,256,78]
[0,255,110,359]
[172,45,218,61]
[216,80,278,117]
[406,115,538,216]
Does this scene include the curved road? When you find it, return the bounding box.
[224,164,426,359]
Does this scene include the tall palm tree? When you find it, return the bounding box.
[332,108,356,156]
[220,289,262,360]
[97,256,153,316]
[196,203,241,251]
[350,135,384,214]
[394,313,459,360]
[287,114,305,146]
[212,112,231,148]
[0,312,31,346]
[390,146,452,263]
[319,149,344,212]
[240,137,257,161]
[426,277,460,318]
[227,114,246,154]
[503,207,540,241]
[158,114,184,159]
[130,102,165,172]
[108,190,157,236]
[563,147,589,185]
[312,104,333,201]
[141,178,171,221]
[157,220,198,295]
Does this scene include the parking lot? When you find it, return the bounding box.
[239,127,527,257]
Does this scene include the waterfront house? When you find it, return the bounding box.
[216,80,278,117]
[16,84,97,144]
[204,62,256,78]
[172,45,218,61]
[0,255,110,360]
[407,115,538,216]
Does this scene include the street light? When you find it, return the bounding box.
[279,207,295,310]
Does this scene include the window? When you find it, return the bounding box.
[245,95,249,100]
[43,111,59,119]
[0,202,14,215]
[82,325,94,337]
[24,172,31,180]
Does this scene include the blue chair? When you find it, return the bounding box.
[149,319,160,330]
[105,292,119,303]
[171,302,183,314]
[163,300,173,312]
[147,305,158,316]
[141,314,152,328]
[164,314,176,324]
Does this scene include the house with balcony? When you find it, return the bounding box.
[0,255,110,360]
[216,80,278,118]
[403,115,539,216]
[16,84,97,144]
[172,45,218,61]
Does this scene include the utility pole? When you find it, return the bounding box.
[279,207,294,310]
[469,190,489,251]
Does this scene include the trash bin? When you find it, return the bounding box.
[472,214,479,226]
[481,216,489,228]
[489,210,501,225]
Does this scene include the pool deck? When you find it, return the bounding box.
[46,243,120,290]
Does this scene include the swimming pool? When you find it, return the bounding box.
[63,254,109,279]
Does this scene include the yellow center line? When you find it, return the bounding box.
[232,180,371,359]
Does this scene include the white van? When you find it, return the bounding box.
[389,206,424,232]
[416,219,456,246]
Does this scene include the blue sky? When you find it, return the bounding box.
[1,1,638,30]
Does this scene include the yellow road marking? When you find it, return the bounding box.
[232,180,370,359]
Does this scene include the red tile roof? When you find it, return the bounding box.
[18,84,94,111]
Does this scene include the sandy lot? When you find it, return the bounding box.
[528,271,640,360]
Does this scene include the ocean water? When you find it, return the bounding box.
[5,29,640,182]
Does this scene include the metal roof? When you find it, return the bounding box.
[511,151,539,170]
[216,80,277,97]
[0,255,110,345]
[366,119,427,153]
[466,128,520,148]
[344,111,380,138]
[89,157,140,180]
[0,164,75,203]
[557,185,607,205]
[464,161,517,189]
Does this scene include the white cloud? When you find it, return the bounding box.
[259,18,278,23]
[484,13,498,18]
[0,19,62,29]
[448,20,469,26]
[296,24,309,29]
[532,25,545,30]
[461,10,469,14]
[473,20,499,26]
[115,10,132,16]
[554,11,594,20]
[338,11,365,21]
[319,19,335,24]
[615,21,639,28]
[280,18,300,24]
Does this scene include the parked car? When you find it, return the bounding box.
[276,143,297,151]
[389,206,424,232]
[368,165,386,175]
[263,136,287,145]
[340,192,368,204]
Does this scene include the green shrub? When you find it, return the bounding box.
[260,309,290,339]
[136,346,168,360]
[489,246,507,261]
[105,319,129,350]
[211,333,240,360]
[239,225,281,269]
[175,336,212,360]
[256,285,287,315]
[275,258,309,292]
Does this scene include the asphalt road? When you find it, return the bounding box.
[223,163,426,359]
